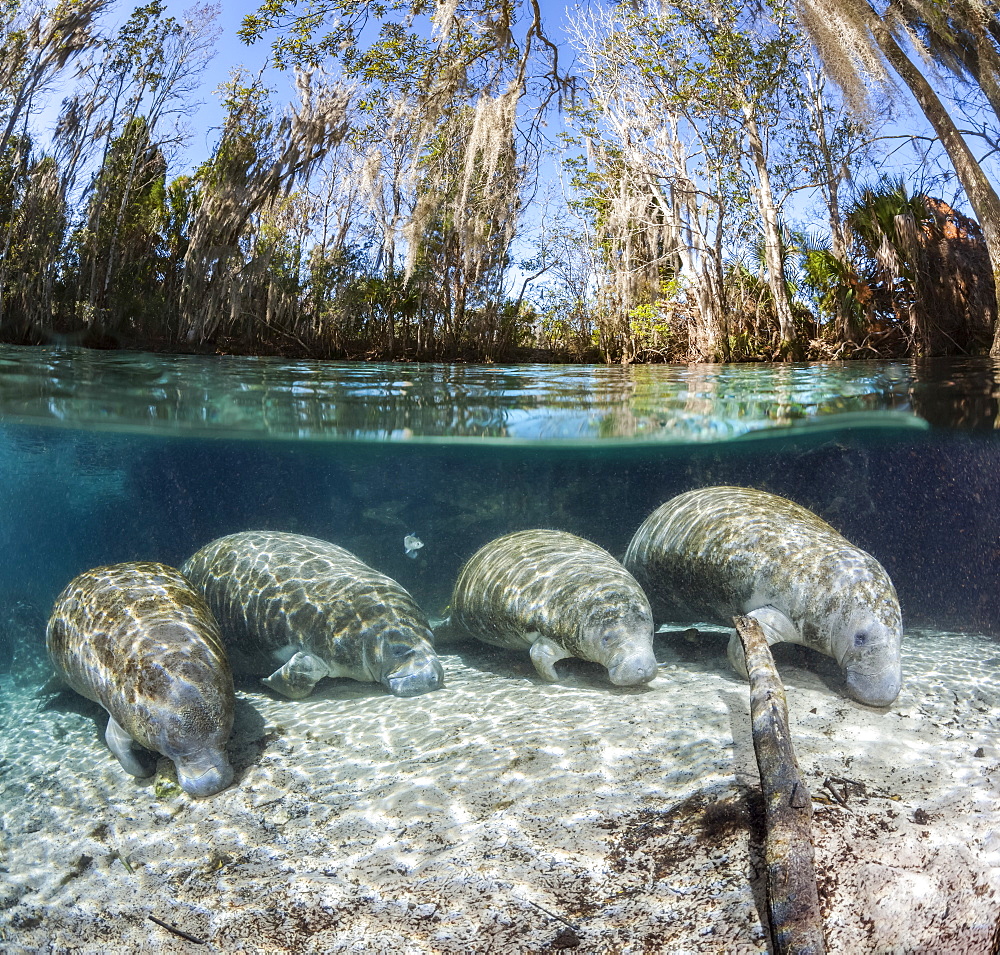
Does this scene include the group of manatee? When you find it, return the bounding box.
[45,486,904,798]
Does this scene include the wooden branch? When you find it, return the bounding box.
[733,614,826,955]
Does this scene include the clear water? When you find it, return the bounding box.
[0,344,948,441]
[0,346,999,952]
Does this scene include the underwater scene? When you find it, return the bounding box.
[0,346,999,953]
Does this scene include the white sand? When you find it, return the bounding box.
[1,627,999,953]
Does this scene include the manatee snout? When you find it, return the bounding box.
[841,645,902,707]
[382,642,445,697]
[606,650,658,686]
[174,751,234,797]
[590,616,658,686]
[837,613,902,706]
[154,681,235,796]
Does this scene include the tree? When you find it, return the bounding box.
[891,1,1000,125]
[569,0,827,360]
[526,211,602,360]
[0,0,108,330]
[567,3,733,360]
[847,179,930,344]
[0,141,65,338]
[847,178,995,354]
[402,101,526,358]
[65,1,218,320]
[792,0,1000,355]
[178,68,350,343]
[74,115,169,334]
[0,0,109,160]
[778,61,886,341]
[240,0,568,355]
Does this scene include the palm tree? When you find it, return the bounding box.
[847,178,995,355]
[792,0,1000,354]
[800,237,873,343]
[847,180,929,345]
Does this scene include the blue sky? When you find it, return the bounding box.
[166,0,576,170]
[36,0,954,190]
[167,2,272,168]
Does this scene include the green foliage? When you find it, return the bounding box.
[626,299,683,361]
[0,136,67,336]
[800,241,870,335]
[846,177,929,322]
[532,289,600,360]
[70,115,170,329]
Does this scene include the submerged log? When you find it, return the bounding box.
[733,614,826,955]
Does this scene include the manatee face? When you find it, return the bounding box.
[144,664,235,797]
[378,629,445,697]
[831,608,902,707]
[172,749,235,798]
[579,611,658,686]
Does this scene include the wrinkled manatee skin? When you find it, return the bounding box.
[624,486,902,706]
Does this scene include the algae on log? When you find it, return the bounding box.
[733,614,826,955]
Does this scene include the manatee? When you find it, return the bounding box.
[181,531,444,699]
[450,529,658,686]
[623,486,903,706]
[46,562,235,797]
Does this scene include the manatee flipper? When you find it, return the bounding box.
[262,651,331,699]
[105,714,154,778]
[727,606,799,678]
[528,634,573,682]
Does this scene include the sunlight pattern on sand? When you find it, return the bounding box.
[1,628,998,952]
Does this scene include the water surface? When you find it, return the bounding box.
[6,346,998,442]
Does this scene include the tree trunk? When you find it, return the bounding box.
[741,99,797,350]
[662,136,727,359]
[848,0,1000,355]
[804,70,853,340]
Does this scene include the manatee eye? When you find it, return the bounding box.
[854,631,869,647]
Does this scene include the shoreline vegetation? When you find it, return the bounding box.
[2,2,1000,365]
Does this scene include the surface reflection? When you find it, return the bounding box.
[0,345,977,441]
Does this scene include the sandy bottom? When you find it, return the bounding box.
[1,627,999,954]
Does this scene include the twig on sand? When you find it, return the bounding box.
[734,614,827,955]
[822,776,864,810]
[148,914,206,945]
[521,898,579,932]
